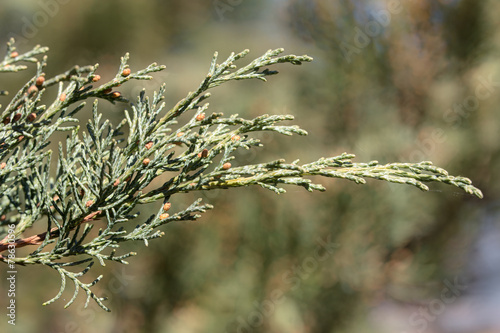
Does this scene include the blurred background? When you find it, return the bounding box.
[0,0,499,332]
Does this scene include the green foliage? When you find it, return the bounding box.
[0,39,482,311]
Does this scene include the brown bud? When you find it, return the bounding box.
[35,76,45,86]
[3,117,10,125]
[163,202,171,212]
[83,210,101,222]
[113,178,120,186]
[142,158,150,166]
[145,141,153,150]
[110,91,121,98]
[159,213,169,220]
[231,135,241,141]
[122,68,131,76]
[59,93,66,102]
[0,162,6,169]
[18,135,24,141]
[201,149,209,158]
[222,162,232,170]
[92,74,101,82]
[27,85,38,95]
[174,132,185,145]
[27,113,36,122]
[12,113,22,123]
[10,51,18,58]
[103,88,113,94]
[85,200,94,208]
[195,113,205,121]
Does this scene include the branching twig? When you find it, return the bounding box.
[0,40,482,311]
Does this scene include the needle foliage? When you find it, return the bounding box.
[0,39,482,311]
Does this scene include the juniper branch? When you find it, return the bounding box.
[0,40,482,312]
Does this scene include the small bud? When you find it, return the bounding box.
[79,188,85,197]
[85,200,94,208]
[113,178,120,186]
[59,93,66,102]
[27,85,38,95]
[0,162,6,169]
[53,195,60,202]
[163,202,171,212]
[142,158,150,166]
[12,113,22,123]
[35,76,45,86]
[195,113,205,121]
[174,132,185,145]
[92,74,101,82]
[122,68,131,76]
[201,149,209,158]
[222,162,232,170]
[18,135,24,141]
[3,117,10,125]
[10,51,18,58]
[103,88,113,94]
[159,213,169,220]
[145,141,153,150]
[110,91,121,98]
[231,135,241,141]
[27,113,36,122]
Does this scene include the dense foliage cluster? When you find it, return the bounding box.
[0,39,482,311]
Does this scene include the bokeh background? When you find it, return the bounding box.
[1,0,499,332]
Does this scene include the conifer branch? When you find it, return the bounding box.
[0,39,482,311]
